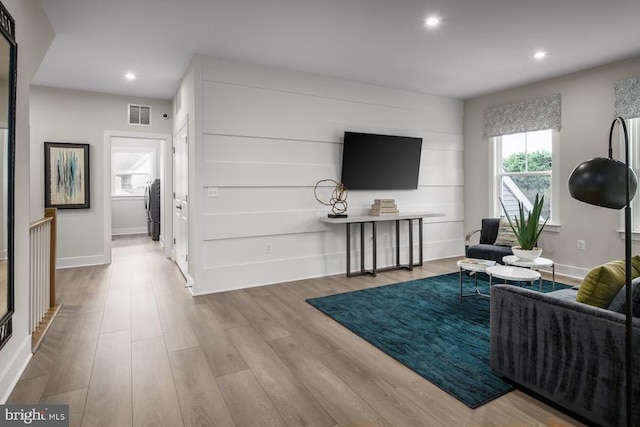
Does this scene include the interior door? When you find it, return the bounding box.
[173,123,188,276]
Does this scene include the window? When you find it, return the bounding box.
[628,117,640,232]
[112,144,156,197]
[491,129,558,223]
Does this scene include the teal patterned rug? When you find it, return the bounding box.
[306,272,570,408]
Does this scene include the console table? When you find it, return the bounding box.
[320,212,444,277]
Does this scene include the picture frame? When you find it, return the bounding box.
[44,142,90,209]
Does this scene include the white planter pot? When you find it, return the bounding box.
[512,246,542,260]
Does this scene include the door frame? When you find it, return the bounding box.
[172,119,189,276]
[103,130,173,262]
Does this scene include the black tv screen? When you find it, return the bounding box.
[340,132,423,190]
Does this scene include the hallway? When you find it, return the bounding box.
[7,235,581,426]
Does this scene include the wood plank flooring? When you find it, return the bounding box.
[7,235,585,427]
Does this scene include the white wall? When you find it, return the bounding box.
[29,87,172,267]
[111,198,147,235]
[181,55,464,295]
[464,55,640,278]
[0,0,54,403]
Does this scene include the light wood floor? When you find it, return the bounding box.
[8,235,585,427]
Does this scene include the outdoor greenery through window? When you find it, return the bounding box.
[112,146,156,197]
[495,129,552,221]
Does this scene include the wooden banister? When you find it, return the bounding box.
[44,208,57,307]
[28,208,60,352]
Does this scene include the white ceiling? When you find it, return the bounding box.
[33,0,640,101]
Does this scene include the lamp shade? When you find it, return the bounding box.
[568,157,638,209]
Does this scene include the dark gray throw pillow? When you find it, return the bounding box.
[608,276,640,317]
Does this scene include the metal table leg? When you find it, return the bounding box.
[346,223,351,277]
[372,221,377,276]
[360,222,365,275]
[408,219,414,271]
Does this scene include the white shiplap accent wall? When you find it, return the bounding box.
[191,56,464,294]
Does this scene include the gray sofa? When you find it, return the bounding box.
[490,285,640,427]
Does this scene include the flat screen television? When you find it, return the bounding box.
[340,131,423,190]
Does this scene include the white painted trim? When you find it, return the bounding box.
[554,263,588,281]
[104,130,172,263]
[0,336,32,404]
[185,274,196,296]
[56,254,109,269]
[112,227,147,236]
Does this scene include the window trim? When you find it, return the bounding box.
[111,142,158,198]
[626,117,640,234]
[489,130,560,227]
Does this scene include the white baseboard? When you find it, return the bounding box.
[185,274,197,296]
[554,263,588,280]
[57,254,110,269]
[0,335,32,404]
[112,227,147,236]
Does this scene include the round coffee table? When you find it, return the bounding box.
[486,265,541,290]
[457,259,496,301]
[502,255,555,291]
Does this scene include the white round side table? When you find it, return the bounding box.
[485,265,541,290]
[502,255,555,291]
[457,259,495,301]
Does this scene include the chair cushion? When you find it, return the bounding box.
[607,276,640,317]
[467,244,513,264]
[577,256,640,308]
[493,218,519,247]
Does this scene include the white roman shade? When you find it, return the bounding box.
[484,94,561,138]
[614,76,640,119]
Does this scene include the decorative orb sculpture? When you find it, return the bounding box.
[314,179,348,217]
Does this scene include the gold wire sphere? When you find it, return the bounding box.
[314,179,348,216]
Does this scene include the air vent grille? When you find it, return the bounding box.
[128,104,151,125]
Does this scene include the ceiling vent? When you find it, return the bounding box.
[128,104,151,125]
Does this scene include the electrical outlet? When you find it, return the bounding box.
[265,243,272,254]
[577,240,586,251]
[207,187,219,198]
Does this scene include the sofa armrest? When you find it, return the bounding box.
[490,285,640,426]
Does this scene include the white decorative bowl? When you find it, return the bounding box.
[512,246,542,260]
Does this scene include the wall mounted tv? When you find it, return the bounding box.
[340,131,423,190]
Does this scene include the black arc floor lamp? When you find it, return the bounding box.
[568,116,638,427]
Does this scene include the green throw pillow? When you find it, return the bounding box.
[576,256,640,308]
[493,218,519,247]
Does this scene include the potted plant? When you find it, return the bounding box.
[500,194,548,260]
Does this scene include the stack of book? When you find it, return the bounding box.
[369,199,399,216]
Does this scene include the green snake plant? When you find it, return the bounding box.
[500,193,548,250]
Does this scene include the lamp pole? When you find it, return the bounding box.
[614,117,633,427]
[568,116,636,426]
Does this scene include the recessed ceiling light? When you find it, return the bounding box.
[125,72,136,80]
[424,15,441,28]
[533,51,547,60]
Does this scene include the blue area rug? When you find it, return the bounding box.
[306,272,571,408]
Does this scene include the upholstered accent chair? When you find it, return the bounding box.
[465,218,513,264]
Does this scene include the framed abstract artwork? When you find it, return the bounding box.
[44,142,90,209]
